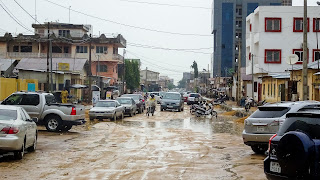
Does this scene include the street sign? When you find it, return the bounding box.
[58,63,70,71]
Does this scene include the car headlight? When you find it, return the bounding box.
[244,119,251,126]
[175,103,180,105]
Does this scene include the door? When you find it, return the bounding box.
[19,108,32,147]
[19,94,41,119]
[258,83,262,102]
[280,84,285,101]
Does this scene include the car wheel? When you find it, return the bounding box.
[251,145,267,154]
[181,107,184,111]
[130,111,134,117]
[45,115,62,132]
[120,112,124,119]
[134,110,136,115]
[14,141,25,160]
[89,117,94,121]
[161,108,163,111]
[141,107,144,113]
[178,108,181,112]
[112,114,117,121]
[28,134,37,152]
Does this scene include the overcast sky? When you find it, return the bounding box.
[0,0,319,84]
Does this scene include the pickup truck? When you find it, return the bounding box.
[1,92,85,132]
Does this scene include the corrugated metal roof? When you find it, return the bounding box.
[16,58,87,72]
[0,59,16,71]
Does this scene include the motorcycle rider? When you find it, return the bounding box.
[147,94,156,116]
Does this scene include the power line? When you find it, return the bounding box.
[0,1,33,33]
[118,0,211,10]
[42,0,212,37]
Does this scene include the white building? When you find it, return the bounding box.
[246,6,320,100]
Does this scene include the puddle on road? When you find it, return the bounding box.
[116,115,243,137]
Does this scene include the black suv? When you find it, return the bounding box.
[264,112,320,180]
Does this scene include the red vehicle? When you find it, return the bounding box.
[183,91,191,102]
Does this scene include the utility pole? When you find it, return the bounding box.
[251,53,254,99]
[122,49,126,94]
[97,55,100,88]
[69,6,71,23]
[302,0,308,100]
[46,22,50,92]
[237,41,242,103]
[88,34,92,103]
[50,40,53,92]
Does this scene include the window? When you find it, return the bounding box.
[52,46,62,53]
[313,49,320,62]
[263,84,265,95]
[293,17,309,32]
[265,18,281,32]
[13,46,19,52]
[268,84,270,96]
[274,84,276,97]
[97,65,107,72]
[254,82,257,92]
[271,83,273,96]
[265,49,281,63]
[250,24,252,32]
[113,47,118,54]
[58,30,70,37]
[236,20,242,28]
[293,49,309,64]
[314,18,320,32]
[64,46,69,53]
[20,46,32,52]
[236,6,242,16]
[96,46,107,53]
[235,32,242,39]
[76,46,88,53]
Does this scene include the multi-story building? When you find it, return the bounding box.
[211,0,292,77]
[0,23,126,88]
[246,6,320,101]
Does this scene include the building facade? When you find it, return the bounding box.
[211,0,291,77]
[246,6,320,101]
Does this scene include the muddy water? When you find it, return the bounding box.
[0,106,266,180]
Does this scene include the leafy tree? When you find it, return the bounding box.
[191,61,198,78]
[125,60,140,91]
[177,78,186,88]
[168,82,175,90]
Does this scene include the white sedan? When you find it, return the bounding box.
[0,105,38,160]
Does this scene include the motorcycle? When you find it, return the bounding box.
[195,103,217,118]
[146,106,155,116]
[190,102,205,115]
[244,97,257,112]
[214,95,227,104]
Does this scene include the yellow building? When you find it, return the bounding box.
[261,74,290,103]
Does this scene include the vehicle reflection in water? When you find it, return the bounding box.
[116,116,243,137]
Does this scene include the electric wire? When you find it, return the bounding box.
[42,0,212,37]
[118,0,211,10]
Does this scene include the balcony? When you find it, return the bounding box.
[7,52,71,59]
[112,54,124,61]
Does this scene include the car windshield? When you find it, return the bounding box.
[250,106,290,118]
[0,109,17,120]
[123,95,139,101]
[278,116,320,139]
[190,94,199,97]
[116,99,132,104]
[163,93,180,100]
[95,101,116,107]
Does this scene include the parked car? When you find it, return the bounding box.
[264,111,320,179]
[121,94,145,113]
[242,101,320,154]
[160,92,184,112]
[1,92,85,132]
[183,91,191,102]
[116,97,137,117]
[89,100,124,121]
[0,105,38,160]
[187,93,202,105]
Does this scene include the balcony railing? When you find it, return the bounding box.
[112,54,124,61]
[7,52,71,58]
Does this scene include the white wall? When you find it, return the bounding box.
[246,6,320,75]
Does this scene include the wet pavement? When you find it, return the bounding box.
[0,105,266,180]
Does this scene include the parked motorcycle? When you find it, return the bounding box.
[214,95,227,104]
[244,97,257,112]
[195,103,217,118]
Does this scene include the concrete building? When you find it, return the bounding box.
[140,69,160,91]
[211,0,291,77]
[0,22,126,88]
[246,6,320,101]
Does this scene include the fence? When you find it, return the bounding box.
[0,78,38,101]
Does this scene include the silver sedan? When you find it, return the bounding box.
[0,105,38,160]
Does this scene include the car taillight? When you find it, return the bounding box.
[1,127,19,134]
[268,134,277,152]
[71,107,76,115]
[142,99,145,102]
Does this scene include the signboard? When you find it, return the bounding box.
[58,63,70,71]
[106,91,112,99]
[92,91,100,105]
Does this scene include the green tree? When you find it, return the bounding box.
[191,61,198,78]
[177,78,186,88]
[168,82,175,90]
[125,60,140,91]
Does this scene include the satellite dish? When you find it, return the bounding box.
[286,54,299,65]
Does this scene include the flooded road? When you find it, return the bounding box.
[0,105,266,180]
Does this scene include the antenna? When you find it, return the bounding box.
[34,0,37,24]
